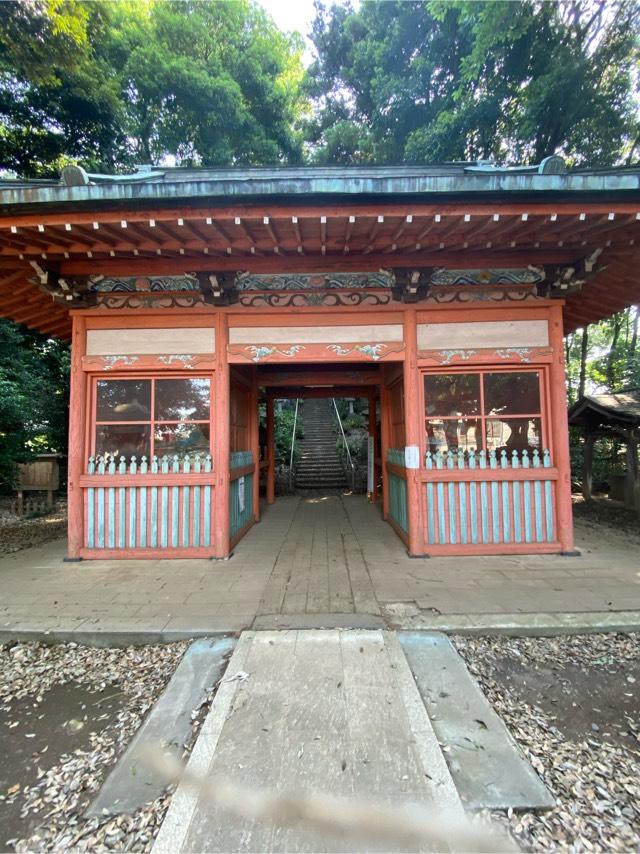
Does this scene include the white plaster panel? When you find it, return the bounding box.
[417,320,549,350]
[229,324,403,344]
[86,327,215,356]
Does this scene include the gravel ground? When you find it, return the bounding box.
[0,641,203,852]
[454,633,640,852]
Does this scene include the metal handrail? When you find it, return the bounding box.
[289,398,299,490]
[332,398,356,491]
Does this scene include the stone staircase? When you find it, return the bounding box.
[294,398,348,492]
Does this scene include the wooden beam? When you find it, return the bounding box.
[59,247,582,277]
[3,201,640,231]
[258,369,380,387]
[266,386,376,400]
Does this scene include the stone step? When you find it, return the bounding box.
[399,632,555,811]
[87,637,235,817]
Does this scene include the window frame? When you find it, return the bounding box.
[420,365,550,458]
[89,373,214,460]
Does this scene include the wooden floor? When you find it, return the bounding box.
[256,495,380,619]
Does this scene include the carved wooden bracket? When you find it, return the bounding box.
[28,262,94,306]
[195,271,239,306]
[537,249,604,298]
[391,268,432,303]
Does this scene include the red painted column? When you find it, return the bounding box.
[249,367,260,522]
[214,313,231,558]
[266,396,275,504]
[66,314,87,560]
[549,304,577,553]
[368,388,378,500]
[380,369,390,519]
[402,309,426,556]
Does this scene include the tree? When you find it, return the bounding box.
[306,0,640,166]
[0,0,307,176]
[0,1,129,176]
[0,320,69,491]
[108,0,307,167]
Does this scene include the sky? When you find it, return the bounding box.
[258,0,317,51]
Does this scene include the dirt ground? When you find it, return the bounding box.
[0,642,188,852]
[455,633,640,851]
[0,500,67,557]
[0,683,123,847]
[572,494,640,543]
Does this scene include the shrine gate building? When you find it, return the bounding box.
[1,159,639,560]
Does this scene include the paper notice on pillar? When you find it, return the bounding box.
[367,435,374,493]
[238,477,245,513]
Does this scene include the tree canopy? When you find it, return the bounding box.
[0,0,306,176]
[1,0,638,175]
[305,0,640,166]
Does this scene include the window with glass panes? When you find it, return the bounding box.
[93,377,211,460]
[424,370,544,454]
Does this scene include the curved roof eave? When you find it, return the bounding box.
[1,171,640,214]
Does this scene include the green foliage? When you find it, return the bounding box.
[306,0,640,166]
[0,320,69,492]
[565,307,640,403]
[0,0,307,176]
[274,405,303,467]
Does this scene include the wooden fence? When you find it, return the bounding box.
[82,454,216,556]
[386,448,409,538]
[422,448,558,553]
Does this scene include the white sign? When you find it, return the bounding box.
[238,476,245,513]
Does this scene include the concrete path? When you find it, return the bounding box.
[87,637,235,816]
[153,630,463,854]
[1,494,640,639]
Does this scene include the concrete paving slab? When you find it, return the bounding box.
[154,629,462,854]
[400,632,554,810]
[391,610,640,636]
[252,613,386,630]
[87,636,235,816]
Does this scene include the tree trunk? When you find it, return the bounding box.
[578,325,589,399]
[606,314,622,390]
[582,433,594,501]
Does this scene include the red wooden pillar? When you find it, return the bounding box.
[380,369,390,519]
[214,313,231,558]
[549,304,577,554]
[403,309,426,556]
[266,396,275,504]
[249,367,260,522]
[66,314,87,560]
[368,388,378,500]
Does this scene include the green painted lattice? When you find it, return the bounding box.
[387,448,408,533]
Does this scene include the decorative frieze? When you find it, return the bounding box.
[235,271,394,291]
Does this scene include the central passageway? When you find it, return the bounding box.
[255,495,380,621]
[152,630,552,853]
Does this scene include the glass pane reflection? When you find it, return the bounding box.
[426,418,483,453]
[485,418,541,452]
[154,423,211,457]
[96,380,151,422]
[424,374,480,417]
[155,379,210,421]
[95,424,150,459]
[484,372,540,415]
